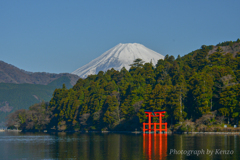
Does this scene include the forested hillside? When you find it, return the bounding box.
[6,39,240,132]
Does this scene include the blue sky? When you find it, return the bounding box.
[0,0,239,73]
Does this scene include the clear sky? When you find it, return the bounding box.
[0,0,239,73]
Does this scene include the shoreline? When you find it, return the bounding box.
[2,129,21,132]
[179,131,240,135]
[9,130,240,135]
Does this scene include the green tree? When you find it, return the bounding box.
[103,95,119,128]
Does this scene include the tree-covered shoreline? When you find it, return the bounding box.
[6,39,240,132]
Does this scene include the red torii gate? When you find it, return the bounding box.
[143,110,167,134]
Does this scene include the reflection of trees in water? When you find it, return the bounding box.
[53,133,144,160]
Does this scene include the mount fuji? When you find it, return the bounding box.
[72,43,165,78]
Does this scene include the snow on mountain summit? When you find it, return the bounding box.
[72,43,164,78]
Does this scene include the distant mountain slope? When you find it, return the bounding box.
[0,76,73,126]
[0,60,80,127]
[72,43,164,78]
[0,60,79,85]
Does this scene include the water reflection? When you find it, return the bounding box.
[143,134,168,160]
[1,132,240,159]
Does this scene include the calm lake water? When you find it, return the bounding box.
[0,132,239,160]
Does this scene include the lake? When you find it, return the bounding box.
[0,132,239,160]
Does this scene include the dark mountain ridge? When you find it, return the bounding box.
[0,60,79,86]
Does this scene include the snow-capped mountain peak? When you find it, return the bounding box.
[72,43,164,78]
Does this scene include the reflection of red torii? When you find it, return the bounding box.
[143,110,167,134]
[143,134,168,159]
